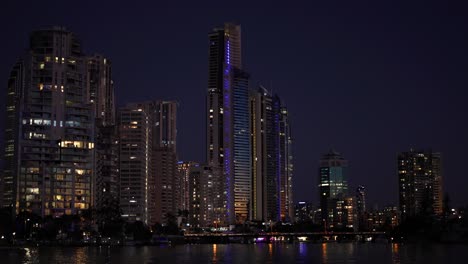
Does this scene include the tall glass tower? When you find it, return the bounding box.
[206,23,250,225]
[250,87,293,222]
[318,150,348,229]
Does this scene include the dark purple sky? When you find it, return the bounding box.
[1,1,467,208]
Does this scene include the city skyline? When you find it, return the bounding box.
[0,1,467,208]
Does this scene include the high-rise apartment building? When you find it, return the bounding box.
[2,27,95,217]
[118,101,179,226]
[177,161,198,213]
[250,87,293,222]
[343,196,357,231]
[153,101,177,151]
[86,55,115,126]
[86,55,119,214]
[152,101,178,224]
[206,23,250,225]
[279,106,294,222]
[398,149,443,220]
[179,163,226,228]
[186,163,202,227]
[94,125,119,212]
[118,103,153,224]
[318,150,348,229]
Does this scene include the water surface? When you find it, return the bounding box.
[0,243,465,263]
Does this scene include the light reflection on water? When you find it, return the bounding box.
[322,242,328,263]
[1,243,465,264]
[299,242,306,257]
[392,243,400,264]
[212,244,217,263]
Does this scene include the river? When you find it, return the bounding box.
[0,243,465,263]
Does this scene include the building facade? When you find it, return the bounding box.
[177,161,199,214]
[279,106,294,222]
[318,150,349,230]
[152,101,178,224]
[118,103,153,224]
[294,201,314,223]
[250,87,293,223]
[356,185,366,231]
[87,55,119,215]
[206,23,249,225]
[2,27,96,217]
[398,149,443,221]
[118,101,179,226]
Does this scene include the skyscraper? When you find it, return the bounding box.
[250,87,293,222]
[153,101,177,151]
[87,55,119,215]
[118,101,179,226]
[86,54,115,126]
[398,149,443,221]
[356,185,366,231]
[152,101,178,224]
[186,163,202,227]
[279,106,294,222]
[2,27,95,217]
[118,102,153,224]
[206,23,250,225]
[318,150,348,229]
[178,162,227,228]
[177,161,199,214]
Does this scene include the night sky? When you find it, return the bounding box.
[1,1,467,208]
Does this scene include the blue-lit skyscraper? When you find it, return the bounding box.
[206,23,250,225]
[231,69,251,222]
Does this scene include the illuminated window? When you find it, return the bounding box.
[27,188,40,194]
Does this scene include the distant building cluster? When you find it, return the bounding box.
[0,24,293,228]
[293,149,444,232]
